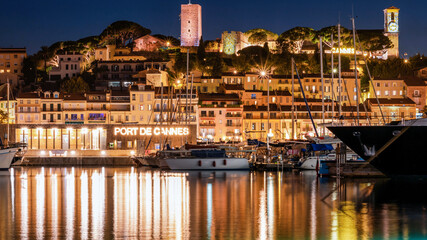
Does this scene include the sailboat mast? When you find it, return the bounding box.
[291,58,295,140]
[331,33,334,125]
[6,77,9,147]
[320,36,325,136]
[185,48,189,143]
[352,17,360,125]
[338,23,342,118]
[160,82,163,150]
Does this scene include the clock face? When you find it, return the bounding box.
[388,22,398,33]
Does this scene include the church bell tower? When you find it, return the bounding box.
[384,6,400,58]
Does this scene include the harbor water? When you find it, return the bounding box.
[1,167,427,239]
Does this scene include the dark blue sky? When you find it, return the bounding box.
[1,0,425,56]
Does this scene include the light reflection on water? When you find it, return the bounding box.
[1,167,427,239]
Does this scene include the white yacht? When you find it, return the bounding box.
[159,147,251,170]
[0,147,19,170]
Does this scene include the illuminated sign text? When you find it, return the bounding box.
[114,127,189,136]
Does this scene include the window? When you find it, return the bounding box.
[251,123,256,130]
[65,64,69,70]
[147,95,151,101]
[261,123,265,130]
[140,105,144,111]
[251,94,256,99]
[400,90,403,95]
[127,141,132,148]
[392,90,397,96]
[376,91,381,96]
[132,94,136,100]
[43,114,46,120]
[414,90,420,96]
[140,94,144,102]
[57,114,61,120]
[385,90,389,96]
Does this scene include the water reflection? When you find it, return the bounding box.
[1,168,427,239]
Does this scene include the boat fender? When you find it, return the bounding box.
[198,160,202,166]
[212,161,216,167]
[223,159,227,165]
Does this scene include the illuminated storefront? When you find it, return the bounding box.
[17,127,106,150]
[13,124,196,152]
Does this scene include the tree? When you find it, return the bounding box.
[232,54,252,73]
[277,27,315,53]
[0,110,8,124]
[245,29,278,41]
[248,32,268,45]
[237,46,270,67]
[60,76,90,93]
[357,30,393,51]
[100,21,151,47]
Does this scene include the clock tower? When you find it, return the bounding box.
[384,6,400,58]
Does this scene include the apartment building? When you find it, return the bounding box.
[0,48,27,86]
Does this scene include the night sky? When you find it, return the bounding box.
[1,0,425,56]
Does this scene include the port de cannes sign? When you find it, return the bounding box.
[114,127,189,136]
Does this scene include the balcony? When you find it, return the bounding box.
[413,93,421,97]
[226,113,242,118]
[226,123,242,127]
[17,110,40,113]
[200,122,216,127]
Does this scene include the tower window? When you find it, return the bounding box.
[188,20,190,23]
[391,12,395,21]
[188,29,190,32]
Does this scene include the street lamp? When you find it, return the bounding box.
[259,69,271,162]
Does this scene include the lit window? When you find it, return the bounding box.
[385,90,389,96]
[376,91,381,96]
[392,90,397,96]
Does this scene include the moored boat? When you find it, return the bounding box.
[328,118,427,175]
[160,148,250,170]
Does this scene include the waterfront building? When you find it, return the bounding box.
[48,52,83,81]
[94,60,169,90]
[198,93,242,142]
[403,77,426,114]
[368,78,405,99]
[0,84,16,124]
[366,98,416,123]
[180,3,202,47]
[13,88,196,154]
[0,48,26,86]
[40,91,63,124]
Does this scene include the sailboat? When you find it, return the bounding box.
[0,79,21,170]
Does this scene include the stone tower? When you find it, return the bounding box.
[180,3,202,47]
[384,6,400,58]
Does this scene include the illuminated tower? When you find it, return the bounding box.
[180,2,202,47]
[384,6,400,58]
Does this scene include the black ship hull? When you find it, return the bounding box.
[328,125,427,176]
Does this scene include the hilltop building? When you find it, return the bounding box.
[180,3,202,47]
